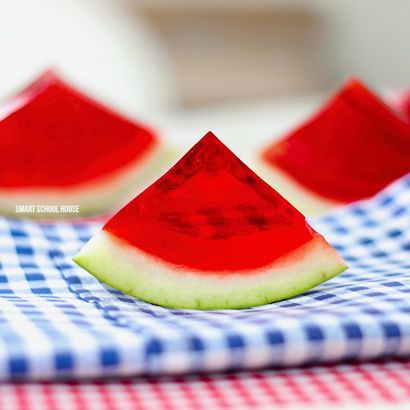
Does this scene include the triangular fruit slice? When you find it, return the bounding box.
[258,78,410,216]
[0,71,171,217]
[74,132,347,309]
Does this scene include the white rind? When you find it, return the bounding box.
[0,143,178,218]
[73,230,347,310]
[254,159,340,216]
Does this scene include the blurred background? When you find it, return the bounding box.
[0,0,409,155]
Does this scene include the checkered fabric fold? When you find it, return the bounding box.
[0,175,409,381]
[2,360,410,410]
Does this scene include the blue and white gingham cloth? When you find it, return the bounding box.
[0,175,409,381]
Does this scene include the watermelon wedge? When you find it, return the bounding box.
[0,71,171,217]
[258,78,410,215]
[74,132,347,310]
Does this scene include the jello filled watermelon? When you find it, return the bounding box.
[0,71,170,217]
[258,78,410,215]
[74,132,347,309]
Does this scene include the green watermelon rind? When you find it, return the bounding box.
[0,145,179,219]
[73,230,348,310]
[254,159,340,217]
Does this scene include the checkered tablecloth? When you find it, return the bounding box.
[1,360,410,409]
[0,175,409,381]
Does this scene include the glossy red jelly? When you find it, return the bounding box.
[0,71,157,188]
[262,79,410,203]
[395,88,410,123]
[104,132,317,272]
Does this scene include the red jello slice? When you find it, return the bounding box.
[262,79,410,203]
[104,132,317,272]
[0,71,157,188]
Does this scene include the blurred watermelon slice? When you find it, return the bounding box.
[0,71,171,217]
[74,132,347,309]
[258,79,410,215]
